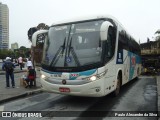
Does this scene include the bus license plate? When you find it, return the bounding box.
[59,87,70,92]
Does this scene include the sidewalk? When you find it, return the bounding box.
[0,68,43,104]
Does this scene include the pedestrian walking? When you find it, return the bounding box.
[18,56,23,70]
[2,57,15,88]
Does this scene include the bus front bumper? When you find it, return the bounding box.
[40,78,105,97]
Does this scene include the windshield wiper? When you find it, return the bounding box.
[50,37,66,66]
[65,37,80,67]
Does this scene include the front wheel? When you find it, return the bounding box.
[112,75,121,96]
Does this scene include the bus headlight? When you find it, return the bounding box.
[82,70,107,81]
[90,76,97,81]
[41,74,46,79]
[41,74,49,81]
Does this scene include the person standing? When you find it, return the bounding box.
[2,57,15,88]
[22,66,36,88]
[18,56,23,70]
[26,57,33,69]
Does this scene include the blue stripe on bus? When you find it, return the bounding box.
[41,68,97,80]
[69,69,97,80]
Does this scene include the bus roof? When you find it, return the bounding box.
[50,14,138,44]
[51,14,119,26]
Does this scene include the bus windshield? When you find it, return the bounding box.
[42,20,104,68]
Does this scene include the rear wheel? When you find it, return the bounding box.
[135,68,140,80]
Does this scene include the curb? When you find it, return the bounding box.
[0,89,43,105]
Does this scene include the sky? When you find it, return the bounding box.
[1,0,160,48]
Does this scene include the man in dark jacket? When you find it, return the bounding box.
[2,57,15,88]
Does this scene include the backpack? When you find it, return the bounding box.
[5,62,14,72]
[28,69,36,80]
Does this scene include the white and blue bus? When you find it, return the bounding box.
[32,15,141,97]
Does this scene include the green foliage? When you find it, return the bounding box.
[155,29,160,34]
[18,46,31,58]
[28,23,49,42]
[27,23,49,65]
[19,46,26,50]
[37,23,49,30]
[155,29,160,41]
[0,47,31,59]
[0,49,14,59]
[156,36,160,41]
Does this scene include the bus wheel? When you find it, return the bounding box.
[113,75,121,96]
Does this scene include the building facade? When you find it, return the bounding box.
[11,42,18,51]
[141,41,160,55]
[140,40,160,69]
[0,2,9,49]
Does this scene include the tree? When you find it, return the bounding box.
[27,23,49,67]
[28,27,37,41]
[156,36,160,41]
[18,46,31,58]
[155,29,160,41]
[155,29,160,34]
[27,23,49,43]
[0,49,14,59]
[19,46,26,49]
[37,23,49,30]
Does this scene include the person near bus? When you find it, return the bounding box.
[22,66,36,88]
[26,57,33,70]
[18,56,23,70]
[2,57,15,88]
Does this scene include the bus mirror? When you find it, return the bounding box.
[32,30,48,47]
[100,21,113,41]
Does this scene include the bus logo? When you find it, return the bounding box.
[70,73,79,77]
[66,56,72,63]
[62,80,67,85]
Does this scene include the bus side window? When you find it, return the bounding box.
[118,30,128,51]
[105,27,116,58]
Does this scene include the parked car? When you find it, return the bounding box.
[145,67,156,75]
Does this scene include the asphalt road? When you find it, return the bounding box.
[0,76,158,120]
